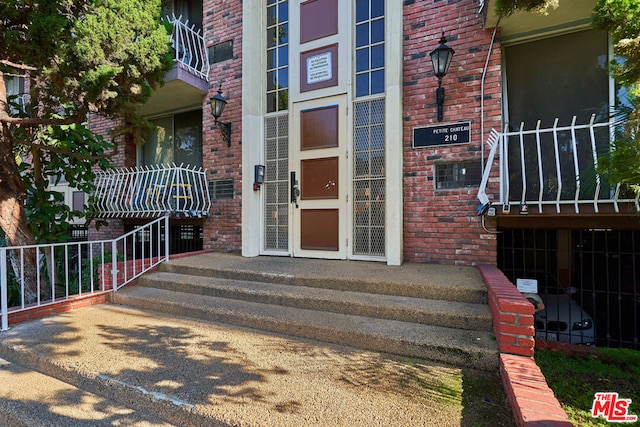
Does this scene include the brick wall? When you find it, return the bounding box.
[86,115,132,169]
[202,0,243,253]
[6,294,109,326]
[500,354,572,426]
[477,264,535,357]
[402,0,502,265]
[87,115,128,242]
[477,264,572,426]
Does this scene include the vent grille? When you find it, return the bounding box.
[208,40,233,64]
[435,161,481,190]
[209,179,234,200]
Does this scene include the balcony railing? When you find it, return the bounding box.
[166,14,210,80]
[478,115,640,213]
[94,163,211,218]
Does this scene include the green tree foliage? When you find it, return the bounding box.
[592,0,640,190]
[597,116,640,193]
[16,123,113,243]
[494,0,559,17]
[0,0,173,302]
[593,0,640,95]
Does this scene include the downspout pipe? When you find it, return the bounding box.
[480,17,501,171]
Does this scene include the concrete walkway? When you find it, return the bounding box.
[0,303,514,426]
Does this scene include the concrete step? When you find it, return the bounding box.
[112,285,499,371]
[159,255,488,304]
[136,271,493,332]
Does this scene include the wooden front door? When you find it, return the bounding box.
[291,95,347,259]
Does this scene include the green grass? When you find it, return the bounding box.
[535,347,640,426]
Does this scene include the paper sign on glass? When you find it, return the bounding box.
[307,52,332,84]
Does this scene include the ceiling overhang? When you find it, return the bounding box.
[138,65,209,117]
[482,0,597,43]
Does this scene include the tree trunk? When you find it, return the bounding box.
[0,71,46,304]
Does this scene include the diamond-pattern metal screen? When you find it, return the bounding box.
[264,114,289,251]
[353,99,385,256]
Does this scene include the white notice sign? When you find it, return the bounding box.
[307,52,332,84]
[516,278,538,294]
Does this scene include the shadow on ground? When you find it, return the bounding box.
[0,306,514,426]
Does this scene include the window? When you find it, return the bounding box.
[266,0,289,113]
[505,29,609,128]
[4,75,26,115]
[354,0,385,98]
[162,0,202,29]
[143,110,202,167]
[72,191,85,212]
[504,30,610,201]
[435,161,482,190]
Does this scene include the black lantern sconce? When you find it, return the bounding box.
[210,84,232,147]
[429,31,455,122]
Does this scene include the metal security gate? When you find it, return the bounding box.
[573,229,640,349]
[498,228,640,349]
[353,98,386,257]
[263,114,290,252]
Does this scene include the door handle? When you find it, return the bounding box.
[290,171,299,208]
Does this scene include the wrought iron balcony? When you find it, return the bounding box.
[94,164,211,218]
[478,115,639,213]
[166,14,210,80]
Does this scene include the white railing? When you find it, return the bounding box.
[166,14,210,80]
[478,115,640,213]
[0,216,169,331]
[94,163,211,218]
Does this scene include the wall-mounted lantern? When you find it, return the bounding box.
[210,84,232,147]
[429,31,455,122]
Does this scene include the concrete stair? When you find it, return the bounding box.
[112,254,498,371]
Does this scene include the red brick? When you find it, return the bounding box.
[500,324,535,336]
[518,315,535,326]
[498,313,517,324]
[499,344,535,357]
[511,388,561,406]
[497,333,517,345]
[8,312,29,324]
[520,404,571,421]
[518,337,536,348]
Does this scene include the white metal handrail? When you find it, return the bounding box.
[94,163,211,218]
[0,217,170,331]
[478,116,640,213]
[166,14,210,80]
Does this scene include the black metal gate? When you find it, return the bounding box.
[498,229,639,349]
[129,223,203,258]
